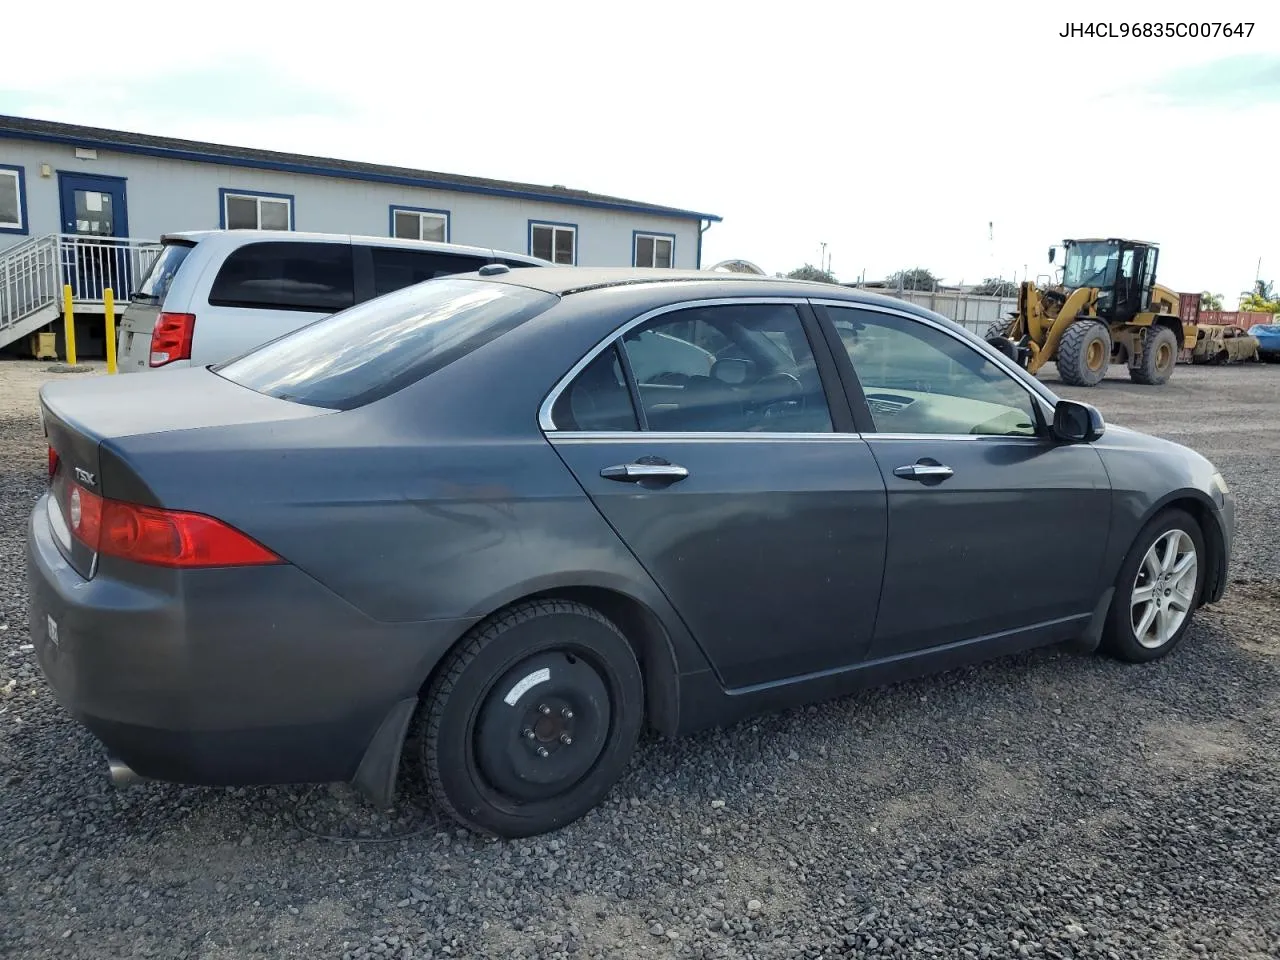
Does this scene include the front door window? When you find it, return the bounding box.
[827,307,1039,437]
[72,190,114,236]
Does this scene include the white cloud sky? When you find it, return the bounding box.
[3,0,1277,300]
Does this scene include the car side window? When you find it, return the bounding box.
[369,248,486,297]
[207,241,355,312]
[619,303,833,433]
[827,306,1039,438]
[551,345,639,432]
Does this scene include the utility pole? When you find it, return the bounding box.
[819,242,827,274]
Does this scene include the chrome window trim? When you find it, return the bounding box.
[537,294,1059,439]
[548,431,1046,445]
[537,296,812,432]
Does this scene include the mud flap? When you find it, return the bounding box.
[351,697,418,809]
[1065,587,1115,654]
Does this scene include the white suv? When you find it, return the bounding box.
[117,230,549,373]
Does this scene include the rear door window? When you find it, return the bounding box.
[132,241,194,305]
[214,278,557,410]
[368,247,488,297]
[207,241,355,312]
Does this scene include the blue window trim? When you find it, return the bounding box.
[0,128,722,224]
[632,230,677,268]
[218,187,295,230]
[388,205,451,242]
[0,163,29,235]
[529,220,578,265]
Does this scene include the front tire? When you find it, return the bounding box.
[1130,326,1179,385]
[1101,509,1205,663]
[1057,320,1112,387]
[417,600,644,838]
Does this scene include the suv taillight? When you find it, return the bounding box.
[150,312,196,367]
[60,480,281,568]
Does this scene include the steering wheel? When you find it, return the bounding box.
[753,372,804,420]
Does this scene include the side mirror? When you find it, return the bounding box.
[1048,247,1056,264]
[1052,399,1105,443]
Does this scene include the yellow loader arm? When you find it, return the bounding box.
[1024,287,1096,375]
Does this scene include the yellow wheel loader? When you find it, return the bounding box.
[985,238,1197,387]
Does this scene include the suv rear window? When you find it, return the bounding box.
[208,241,355,312]
[213,278,557,410]
[133,241,194,304]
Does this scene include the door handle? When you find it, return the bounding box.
[893,461,954,481]
[600,459,689,483]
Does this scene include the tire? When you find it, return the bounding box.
[1129,325,1179,385]
[985,320,1009,341]
[1056,320,1111,387]
[417,599,644,838]
[1100,508,1205,663]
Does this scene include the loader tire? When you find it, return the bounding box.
[985,320,1010,341]
[1129,325,1179,385]
[1057,320,1111,387]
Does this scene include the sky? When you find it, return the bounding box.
[2,0,1277,301]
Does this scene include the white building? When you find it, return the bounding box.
[0,114,720,355]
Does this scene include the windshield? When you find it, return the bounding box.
[214,278,557,410]
[1063,242,1120,290]
[133,241,194,304]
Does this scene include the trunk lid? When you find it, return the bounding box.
[39,366,330,578]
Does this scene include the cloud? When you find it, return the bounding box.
[0,58,357,124]
[1136,54,1280,108]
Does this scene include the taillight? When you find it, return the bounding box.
[63,482,280,568]
[47,446,59,480]
[150,312,196,367]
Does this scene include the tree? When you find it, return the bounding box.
[887,267,939,291]
[970,277,1018,297]
[1199,291,1224,311]
[1241,280,1280,314]
[784,263,837,283]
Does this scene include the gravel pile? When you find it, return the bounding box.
[1,360,1277,960]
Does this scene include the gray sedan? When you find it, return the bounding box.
[26,267,1235,838]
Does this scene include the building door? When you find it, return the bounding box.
[58,173,131,301]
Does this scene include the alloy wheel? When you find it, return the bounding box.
[1130,529,1198,649]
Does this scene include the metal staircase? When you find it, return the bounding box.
[0,234,61,352]
[1,234,163,353]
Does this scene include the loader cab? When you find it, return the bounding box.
[1061,238,1160,324]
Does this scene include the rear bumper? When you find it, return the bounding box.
[26,494,475,787]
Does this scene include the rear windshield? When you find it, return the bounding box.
[133,241,194,304]
[213,278,557,410]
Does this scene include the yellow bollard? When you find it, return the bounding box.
[104,287,118,374]
[62,285,77,366]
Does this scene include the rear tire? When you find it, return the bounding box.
[417,599,644,839]
[1057,320,1111,387]
[985,320,1010,341]
[1101,509,1205,663]
[1129,326,1179,385]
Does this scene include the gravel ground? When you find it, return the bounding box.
[1,357,1278,960]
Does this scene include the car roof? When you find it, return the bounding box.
[159,229,549,264]
[477,265,948,313]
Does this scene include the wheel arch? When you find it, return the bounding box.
[422,575,692,737]
[1131,490,1227,608]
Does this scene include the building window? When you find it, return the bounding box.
[0,164,27,234]
[634,232,674,268]
[220,189,293,231]
[529,221,576,265]
[391,207,449,243]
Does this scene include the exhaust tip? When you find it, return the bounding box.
[107,755,143,788]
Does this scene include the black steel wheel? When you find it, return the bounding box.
[417,600,644,838]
